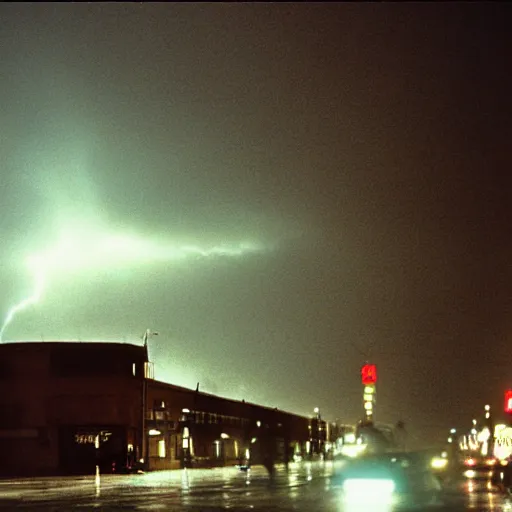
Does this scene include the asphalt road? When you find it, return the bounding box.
[0,461,510,511]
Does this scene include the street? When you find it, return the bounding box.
[0,461,510,511]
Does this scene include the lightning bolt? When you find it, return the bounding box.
[0,261,46,341]
[0,228,262,342]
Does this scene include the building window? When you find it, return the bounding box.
[158,440,166,458]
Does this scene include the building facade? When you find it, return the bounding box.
[0,341,331,476]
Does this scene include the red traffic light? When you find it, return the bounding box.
[361,364,377,385]
[505,390,512,413]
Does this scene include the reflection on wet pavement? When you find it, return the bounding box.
[0,461,512,510]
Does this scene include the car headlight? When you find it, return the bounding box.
[343,478,395,496]
[431,456,448,470]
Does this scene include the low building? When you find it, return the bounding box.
[0,341,332,476]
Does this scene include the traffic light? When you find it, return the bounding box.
[505,390,512,413]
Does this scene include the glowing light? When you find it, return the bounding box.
[158,440,166,458]
[505,391,512,413]
[340,443,366,458]
[478,428,491,443]
[342,479,394,509]
[344,433,356,444]
[0,224,263,341]
[361,364,377,385]
[343,479,395,494]
[148,429,161,436]
[431,456,448,470]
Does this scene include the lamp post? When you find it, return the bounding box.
[484,404,495,458]
[141,329,158,469]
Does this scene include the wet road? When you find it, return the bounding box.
[0,461,511,511]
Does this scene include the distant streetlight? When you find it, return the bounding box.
[143,329,159,347]
[141,328,159,467]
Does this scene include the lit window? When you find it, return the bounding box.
[158,440,166,458]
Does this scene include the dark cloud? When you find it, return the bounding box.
[0,3,511,444]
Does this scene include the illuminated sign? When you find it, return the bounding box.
[505,390,512,413]
[74,430,112,445]
[361,364,377,385]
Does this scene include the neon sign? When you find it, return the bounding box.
[361,364,377,385]
[505,390,512,413]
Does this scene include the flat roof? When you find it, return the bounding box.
[0,341,317,421]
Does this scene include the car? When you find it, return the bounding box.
[339,451,442,509]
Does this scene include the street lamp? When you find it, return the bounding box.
[141,328,158,467]
[143,328,159,347]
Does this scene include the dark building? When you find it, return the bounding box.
[0,341,333,476]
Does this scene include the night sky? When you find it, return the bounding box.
[1,3,511,446]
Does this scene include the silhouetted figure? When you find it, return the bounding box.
[260,429,277,478]
[263,453,275,478]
